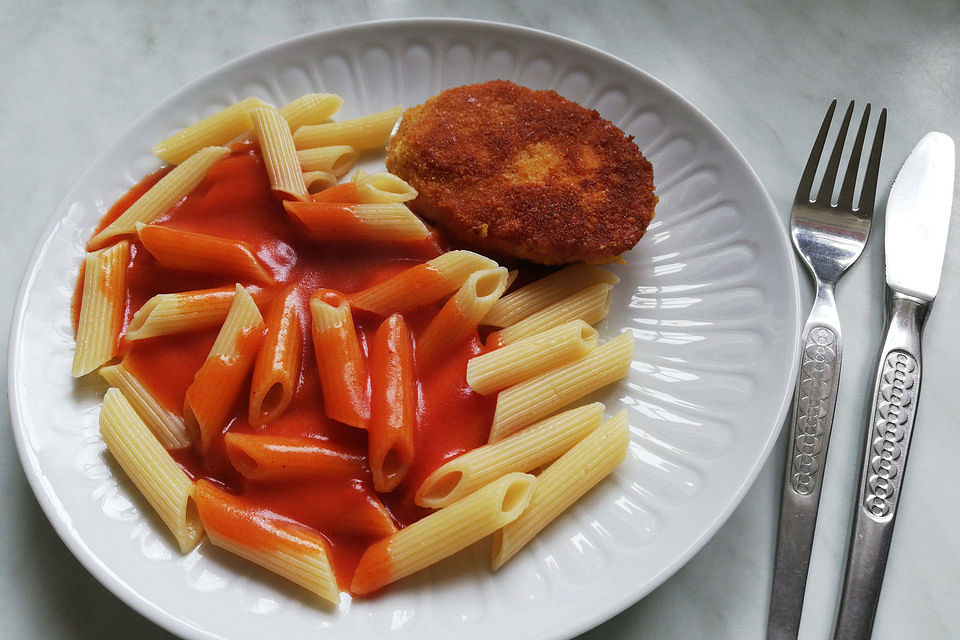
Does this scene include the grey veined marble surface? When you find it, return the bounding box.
[2,1,959,638]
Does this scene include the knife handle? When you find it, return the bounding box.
[833,291,928,640]
[767,283,842,640]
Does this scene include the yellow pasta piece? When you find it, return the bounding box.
[296,145,359,176]
[250,106,307,201]
[152,97,268,164]
[417,267,508,366]
[416,403,605,508]
[293,106,402,151]
[350,169,418,203]
[184,285,265,453]
[488,332,634,442]
[88,146,230,249]
[73,241,130,377]
[483,264,620,328]
[194,480,339,603]
[100,363,188,449]
[278,93,343,131]
[349,250,498,317]
[284,202,430,243]
[125,285,260,340]
[467,320,599,395]
[351,472,536,594]
[494,282,614,345]
[302,171,338,193]
[99,388,203,552]
[492,411,629,569]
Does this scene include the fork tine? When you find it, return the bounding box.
[856,108,887,216]
[815,100,855,203]
[837,104,871,210]
[795,100,837,203]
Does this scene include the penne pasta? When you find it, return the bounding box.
[492,411,629,569]
[351,169,418,203]
[302,170,338,193]
[152,98,267,165]
[483,264,620,328]
[278,93,343,131]
[136,223,275,285]
[293,106,403,151]
[493,282,614,345]
[99,388,203,552]
[488,332,634,442]
[249,106,308,201]
[284,202,430,243]
[416,403,605,508]
[184,285,265,453]
[88,146,230,249]
[417,267,509,366]
[193,480,340,603]
[368,314,417,492]
[249,288,302,425]
[73,241,130,377]
[224,433,365,481]
[467,320,599,395]
[309,170,418,205]
[100,362,189,449]
[296,145,359,176]
[125,285,263,341]
[310,289,369,429]
[349,250,498,317]
[351,472,537,595]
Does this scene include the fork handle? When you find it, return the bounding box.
[832,292,927,640]
[767,283,842,640]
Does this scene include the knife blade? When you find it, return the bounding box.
[833,132,955,640]
[885,131,955,300]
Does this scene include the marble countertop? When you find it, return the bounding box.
[2,1,958,638]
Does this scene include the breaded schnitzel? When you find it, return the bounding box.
[385,80,656,265]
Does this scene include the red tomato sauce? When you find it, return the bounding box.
[89,143,500,591]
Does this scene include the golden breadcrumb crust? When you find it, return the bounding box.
[386,80,656,265]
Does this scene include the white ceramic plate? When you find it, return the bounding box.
[10,18,800,640]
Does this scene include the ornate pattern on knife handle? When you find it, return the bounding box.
[864,350,917,518]
[791,326,838,495]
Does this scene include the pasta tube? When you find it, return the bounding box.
[488,332,634,442]
[310,289,369,429]
[368,314,416,492]
[417,267,508,367]
[100,388,203,552]
[88,147,229,249]
[73,240,130,377]
[284,202,430,243]
[249,106,308,201]
[466,320,599,395]
[351,472,536,595]
[136,223,275,285]
[416,403,605,508]
[194,480,340,603]
[249,288,302,425]
[152,98,267,164]
[492,411,629,569]
[483,264,619,328]
[184,285,265,453]
[100,362,188,449]
[293,106,402,151]
[493,282,614,345]
[348,250,497,317]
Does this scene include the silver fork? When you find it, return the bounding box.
[766,100,887,640]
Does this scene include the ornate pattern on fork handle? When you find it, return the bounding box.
[790,326,838,495]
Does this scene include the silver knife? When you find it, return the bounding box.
[833,132,955,640]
